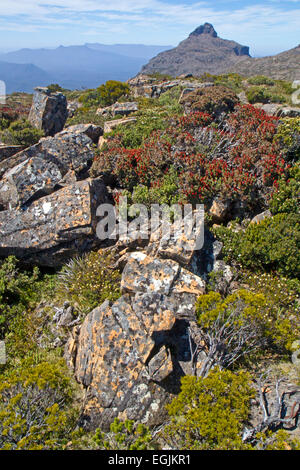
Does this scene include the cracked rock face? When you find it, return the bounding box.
[28,87,68,137]
[0,124,103,210]
[66,248,207,430]
[0,178,109,266]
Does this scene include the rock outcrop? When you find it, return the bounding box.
[0,123,106,266]
[0,124,103,209]
[128,75,213,99]
[0,178,110,267]
[65,213,236,431]
[97,101,138,117]
[0,144,22,163]
[28,87,68,136]
[66,248,207,430]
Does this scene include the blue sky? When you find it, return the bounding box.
[0,0,299,56]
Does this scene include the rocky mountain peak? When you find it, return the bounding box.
[189,23,218,38]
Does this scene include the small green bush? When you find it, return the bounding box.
[1,119,44,147]
[214,213,300,278]
[275,117,300,161]
[93,418,154,450]
[270,165,300,215]
[165,368,254,450]
[246,86,271,104]
[196,288,299,352]
[57,250,121,314]
[132,168,181,207]
[97,80,130,106]
[0,357,76,450]
[47,84,66,93]
[248,76,275,86]
[0,256,40,340]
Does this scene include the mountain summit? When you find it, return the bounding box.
[141,23,251,76]
[189,22,218,38]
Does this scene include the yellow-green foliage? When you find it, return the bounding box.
[0,256,56,353]
[57,250,121,314]
[165,369,254,450]
[0,357,76,450]
[1,119,44,147]
[248,76,275,86]
[93,418,154,450]
[131,168,181,208]
[243,272,300,351]
[97,80,130,106]
[196,289,299,352]
[270,165,300,215]
[275,117,300,160]
[214,213,300,279]
[196,289,266,328]
[256,430,300,450]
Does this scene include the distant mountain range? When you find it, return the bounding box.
[0,43,172,93]
[141,23,300,81]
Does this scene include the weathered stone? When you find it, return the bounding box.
[121,252,180,296]
[212,260,234,295]
[250,210,272,225]
[28,87,68,136]
[260,103,282,116]
[61,123,103,144]
[68,295,177,430]
[278,107,300,118]
[0,341,6,365]
[0,125,98,183]
[121,252,205,319]
[0,144,22,163]
[0,178,110,266]
[208,198,231,223]
[103,117,137,134]
[67,100,81,118]
[147,209,204,266]
[237,91,248,104]
[0,157,63,209]
[112,102,138,117]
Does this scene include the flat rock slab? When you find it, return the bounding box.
[0,178,109,266]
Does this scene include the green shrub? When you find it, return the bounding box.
[214,213,300,278]
[0,257,40,340]
[246,86,271,104]
[180,85,239,116]
[66,105,104,127]
[1,119,44,147]
[165,369,254,450]
[57,250,121,314]
[196,288,299,352]
[78,88,102,107]
[275,117,300,161]
[248,76,275,86]
[97,80,130,106]
[213,73,244,92]
[132,168,181,207]
[93,418,154,450]
[113,113,167,148]
[269,93,285,104]
[270,165,300,215]
[243,272,300,350]
[0,357,76,449]
[47,84,66,93]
